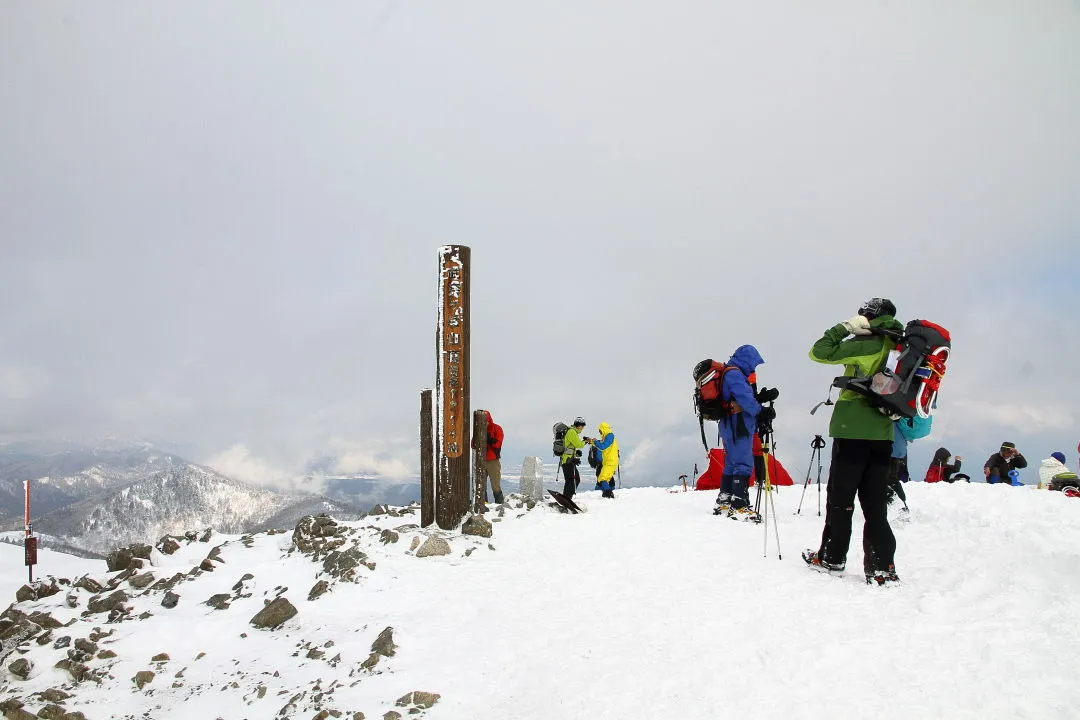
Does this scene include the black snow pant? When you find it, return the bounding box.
[817,438,896,573]
[561,460,581,499]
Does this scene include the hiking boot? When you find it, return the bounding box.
[728,506,762,523]
[802,549,845,573]
[867,564,901,586]
[713,492,732,515]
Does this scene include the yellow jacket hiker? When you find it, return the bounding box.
[594,422,619,499]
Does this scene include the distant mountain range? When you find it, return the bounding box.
[0,443,421,554]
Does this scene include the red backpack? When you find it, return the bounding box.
[924,462,945,483]
[693,360,736,450]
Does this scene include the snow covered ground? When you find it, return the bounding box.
[1,481,1076,719]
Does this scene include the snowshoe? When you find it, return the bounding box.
[1064,486,1080,498]
[728,506,762,523]
[802,549,845,574]
[713,492,732,515]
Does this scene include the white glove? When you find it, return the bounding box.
[841,315,872,336]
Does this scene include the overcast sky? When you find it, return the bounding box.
[2,1,1078,490]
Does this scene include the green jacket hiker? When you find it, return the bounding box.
[809,314,904,441]
[561,425,588,465]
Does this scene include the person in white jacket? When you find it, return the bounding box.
[1038,452,1078,491]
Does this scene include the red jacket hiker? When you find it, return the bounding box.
[484,412,503,461]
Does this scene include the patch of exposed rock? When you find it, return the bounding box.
[250,597,297,629]
[415,537,451,558]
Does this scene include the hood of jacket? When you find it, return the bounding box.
[598,422,612,437]
[1040,457,1069,475]
[728,345,764,376]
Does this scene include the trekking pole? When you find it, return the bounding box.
[759,423,782,559]
[796,435,826,515]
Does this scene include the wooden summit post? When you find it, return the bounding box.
[432,245,471,529]
[420,389,434,527]
[472,409,488,513]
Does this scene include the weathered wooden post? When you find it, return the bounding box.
[472,409,488,513]
[433,245,471,529]
[23,480,36,583]
[420,389,435,527]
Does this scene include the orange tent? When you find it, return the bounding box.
[695,446,795,490]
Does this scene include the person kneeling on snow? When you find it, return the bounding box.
[1039,452,1079,492]
[593,422,619,498]
[712,345,765,521]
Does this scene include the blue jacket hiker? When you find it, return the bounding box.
[715,344,764,519]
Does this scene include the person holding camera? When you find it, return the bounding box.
[802,297,904,586]
[712,344,766,521]
[984,442,1027,484]
[559,417,593,501]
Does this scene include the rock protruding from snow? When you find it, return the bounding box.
[461,515,492,538]
[415,536,451,558]
[249,597,297,629]
[520,457,545,501]
[106,544,152,572]
[371,626,396,657]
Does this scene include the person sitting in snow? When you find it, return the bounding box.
[1039,451,1079,492]
[593,422,619,499]
[983,442,1027,484]
[924,448,965,484]
[711,345,766,522]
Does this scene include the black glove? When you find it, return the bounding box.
[756,386,780,403]
[575,449,583,457]
[758,406,777,426]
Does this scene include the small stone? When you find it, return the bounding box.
[382,712,402,720]
[97,650,117,660]
[360,653,380,671]
[133,670,155,689]
[249,597,297,630]
[52,636,71,649]
[35,704,66,720]
[379,529,399,545]
[87,590,128,615]
[205,594,232,610]
[408,537,420,552]
[37,689,69,703]
[9,656,32,679]
[371,627,396,657]
[306,649,325,660]
[161,592,180,609]
[308,581,330,602]
[395,691,440,709]
[151,653,170,662]
[415,537,451,558]
[461,515,492,538]
[73,638,98,655]
[129,573,156,589]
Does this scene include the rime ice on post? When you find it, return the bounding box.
[520,457,545,501]
[432,245,472,530]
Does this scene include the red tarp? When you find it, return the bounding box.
[695,446,795,490]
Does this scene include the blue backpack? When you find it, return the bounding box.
[896,414,932,441]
